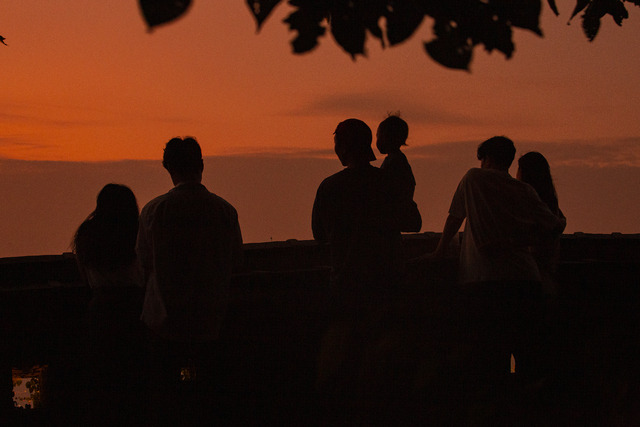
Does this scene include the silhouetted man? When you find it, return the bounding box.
[312,118,421,424]
[137,137,242,423]
[427,136,565,411]
[313,119,421,299]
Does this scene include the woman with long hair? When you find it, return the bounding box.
[517,152,566,393]
[73,183,139,281]
[72,183,146,424]
[517,151,565,286]
[517,152,562,217]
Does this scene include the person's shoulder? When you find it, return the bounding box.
[318,168,350,188]
[458,168,507,191]
[466,167,515,181]
[394,150,409,162]
[464,167,482,174]
[516,180,544,200]
[207,191,238,212]
[140,191,170,213]
[384,150,408,164]
[461,167,484,180]
[364,163,383,174]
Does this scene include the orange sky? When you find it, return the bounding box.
[1,2,639,257]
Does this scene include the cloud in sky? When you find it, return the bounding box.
[0,110,97,129]
[288,91,475,126]
[517,137,640,168]
[1,101,200,128]
[0,101,208,160]
[0,136,53,154]
[405,137,640,168]
[225,136,640,169]
[208,146,335,159]
[1,141,639,258]
[2,128,639,169]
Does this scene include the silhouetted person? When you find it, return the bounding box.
[517,151,566,399]
[137,137,243,425]
[376,114,416,201]
[424,136,565,422]
[73,183,146,425]
[312,118,420,425]
[517,151,565,292]
[74,184,142,293]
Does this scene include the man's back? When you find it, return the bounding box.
[137,182,242,342]
[450,167,562,283]
[312,165,403,290]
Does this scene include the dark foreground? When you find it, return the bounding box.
[2,233,639,425]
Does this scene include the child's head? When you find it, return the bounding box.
[376,115,408,154]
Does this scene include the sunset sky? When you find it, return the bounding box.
[1,2,639,257]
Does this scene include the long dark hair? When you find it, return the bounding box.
[73,184,139,271]
[518,152,560,215]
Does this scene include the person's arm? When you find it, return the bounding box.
[430,173,467,258]
[527,187,566,238]
[431,214,464,259]
[409,213,463,263]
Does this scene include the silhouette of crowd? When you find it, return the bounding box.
[71,117,568,425]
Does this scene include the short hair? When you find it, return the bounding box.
[334,119,375,161]
[477,136,516,169]
[162,137,203,174]
[378,115,408,146]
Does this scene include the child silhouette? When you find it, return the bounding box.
[376,114,416,201]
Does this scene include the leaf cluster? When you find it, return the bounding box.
[138,0,639,70]
[564,0,639,41]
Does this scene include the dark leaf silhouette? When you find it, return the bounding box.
[360,1,386,47]
[608,0,629,26]
[385,2,424,46]
[582,9,602,41]
[283,4,327,54]
[139,0,192,30]
[478,19,515,59]
[247,0,282,29]
[495,0,543,36]
[425,21,473,70]
[329,1,367,57]
[580,0,628,41]
[136,0,639,70]
[571,0,592,20]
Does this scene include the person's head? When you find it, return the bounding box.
[517,151,559,212]
[94,183,139,222]
[333,119,376,166]
[162,137,204,184]
[376,114,408,154]
[73,183,139,270]
[477,136,516,171]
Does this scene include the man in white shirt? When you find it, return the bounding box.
[428,136,565,404]
[137,137,242,423]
